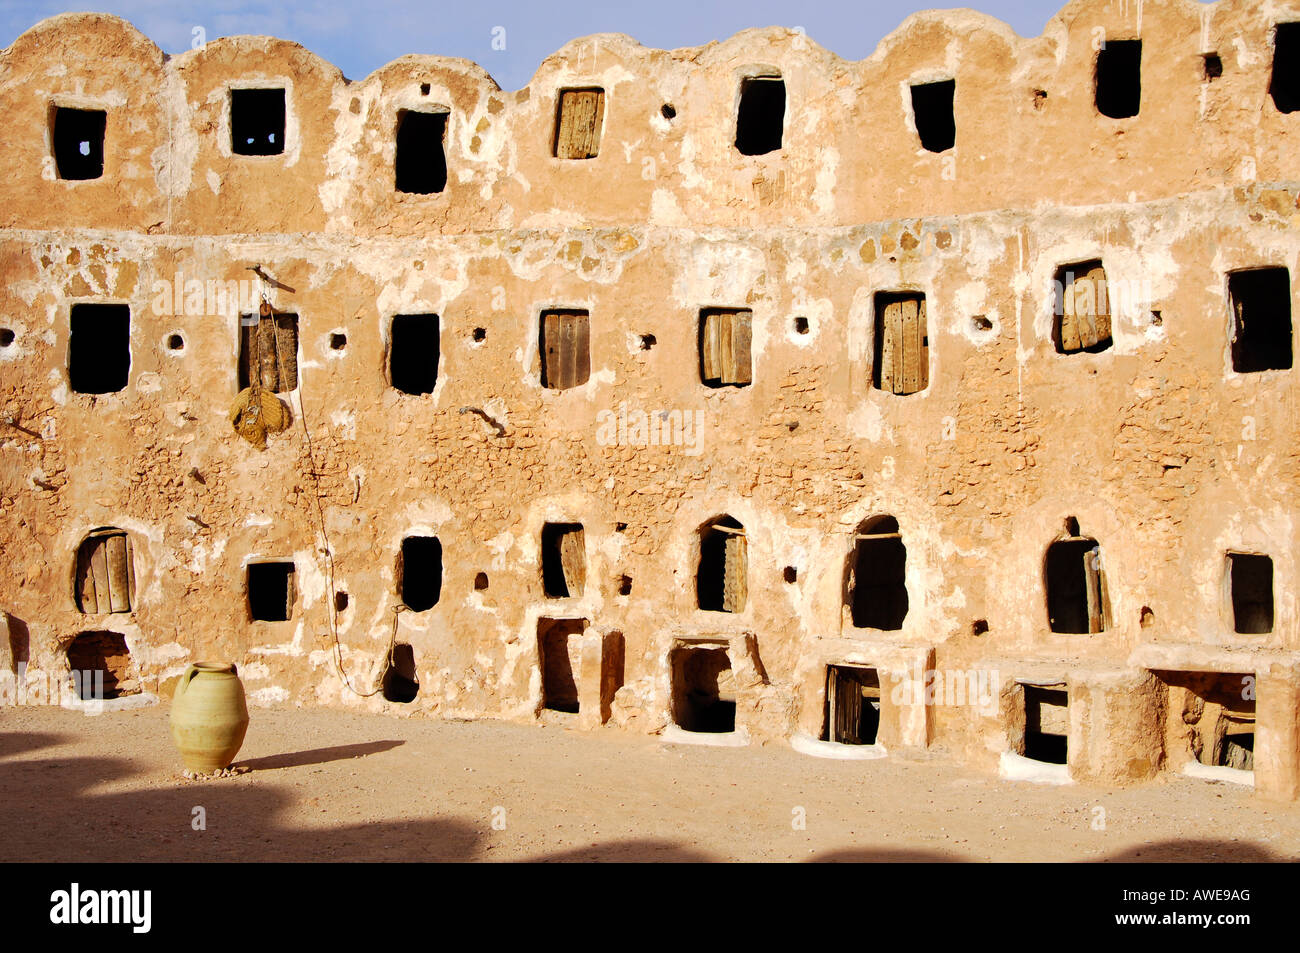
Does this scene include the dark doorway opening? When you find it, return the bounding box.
[735,76,785,155]
[910,80,955,152]
[539,617,584,714]
[1024,686,1068,764]
[1095,40,1142,118]
[850,517,908,630]
[389,313,440,395]
[248,561,295,622]
[382,643,419,703]
[823,665,881,745]
[671,646,735,732]
[395,109,448,194]
[399,536,442,612]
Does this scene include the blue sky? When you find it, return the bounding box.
[1,0,1127,89]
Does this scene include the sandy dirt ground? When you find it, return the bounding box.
[1,702,1297,862]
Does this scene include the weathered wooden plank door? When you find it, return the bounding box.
[559,526,585,597]
[542,311,590,389]
[556,89,604,159]
[722,531,747,613]
[1084,545,1104,633]
[76,530,132,614]
[1061,264,1110,351]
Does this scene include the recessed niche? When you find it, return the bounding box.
[1095,39,1141,119]
[1228,553,1274,634]
[735,75,784,155]
[66,631,137,700]
[910,79,955,153]
[398,536,442,612]
[329,333,346,351]
[395,109,448,194]
[538,617,585,714]
[389,313,440,395]
[381,643,419,703]
[1228,268,1293,373]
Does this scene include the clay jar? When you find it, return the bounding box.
[169,662,249,773]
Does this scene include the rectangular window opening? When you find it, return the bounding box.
[671,646,736,733]
[238,311,299,392]
[1229,553,1274,634]
[540,309,591,390]
[1053,261,1112,354]
[699,308,753,388]
[1095,39,1141,119]
[1271,23,1300,112]
[872,292,929,395]
[381,643,419,703]
[247,561,295,622]
[910,80,955,153]
[69,303,130,395]
[553,88,605,159]
[1228,268,1293,372]
[52,106,106,180]
[823,665,881,745]
[539,617,585,714]
[389,313,440,395]
[541,522,585,598]
[735,76,784,155]
[231,88,286,156]
[1023,685,1069,764]
[395,109,448,194]
[398,536,443,612]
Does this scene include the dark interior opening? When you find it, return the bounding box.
[671,646,735,732]
[850,516,908,630]
[1024,686,1069,764]
[53,107,106,180]
[1229,553,1274,634]
[69,303,130,394]
[1095,39,1142,119]
[1045,536,1104,633]
[381,643,419,703]
[823,665,880,745]
[1229,268,1293,373]
[735,76,785,155]
[399,536,442,612]
[618,574,633,596]
[1203,52,1223,81]
[1271,23,1300,112]
[783,565,798,584]
[395,109,448,194]
[910,79,956,152]
[639,333,656,350]
[231,88,285,156]
[0,329,13,347]
[389,313,440,395]
[167,333,184,350]
[472,327,486,342]
[541,522,585,598]
[329,333,346,350]
[1220,732,1255,770]
[539,618,584,714]
[474,572,489,591]
[334,590,349,613]
[697,516,745,612]
[238,311,298,392]
[247,561,295,622]
[793,316,809,334]
[66,631,137,700]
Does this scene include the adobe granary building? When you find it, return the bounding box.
[1,0,1297,797]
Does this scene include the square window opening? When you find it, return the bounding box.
[1053,261,1112,354]
[671,646,736,733]
[538,617,585,714]
[398,536,443,612]
[1229,553,1274,634]
[872,293,929,395]
[389,313,440,395]
[735,76,784,156]
[52,106,106,180]
[553,88,605,159]
[1095,39,1141,119]
[823,665,881,745]
[69,303,130,395]
[910,80,955,153]
[1228,268,1293,372]
[395,109,448,194]
[231,88,285,156]
[247,561,295,622]
[541,522,585,598]
[238,310,299,392]
[540,309,591,390]
[699,308,753,388]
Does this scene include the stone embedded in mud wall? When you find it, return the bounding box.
[0,0,1298,798]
